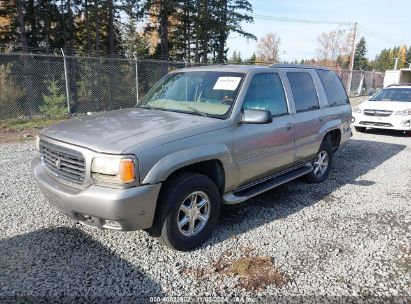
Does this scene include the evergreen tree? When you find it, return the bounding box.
[353,37,369,70]
[229,50,242,63]
[374,49,392,72]
[246,53,256,63]
[40,79,67,116]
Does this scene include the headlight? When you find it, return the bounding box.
[35,135,40,151]
[91,156,136,184]
[352,107,362,113]
[394,109,411,116]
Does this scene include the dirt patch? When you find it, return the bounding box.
[212,247,286,291]
[0,117,67,143]
[0,126,37,143]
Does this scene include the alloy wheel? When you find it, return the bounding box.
[177,191,211,237]
[313,151,329,177]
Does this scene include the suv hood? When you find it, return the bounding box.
[41,108,224,154]
[359,100,411,111]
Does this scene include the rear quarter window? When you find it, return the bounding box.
[317,70,349,106]
[286,72,319,112]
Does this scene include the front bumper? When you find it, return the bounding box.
[32,157,161,231]
[352,113,411,131]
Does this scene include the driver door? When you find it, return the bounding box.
[233,73,296,187]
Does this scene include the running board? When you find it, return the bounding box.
[223,165,313,205]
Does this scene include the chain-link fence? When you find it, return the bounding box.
[0,52,384,120]
[331,68,384,96]
[0,52,187,119]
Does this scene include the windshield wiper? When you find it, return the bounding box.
[139,104,155,109]
[179,103,208,117]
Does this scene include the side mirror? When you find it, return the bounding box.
[241,109,273,124]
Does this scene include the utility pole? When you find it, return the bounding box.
[133,53,139,105]
[347,22,357,96]
[394,58,399,70]
[61,48,71,114]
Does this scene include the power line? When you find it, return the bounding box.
[251,14,354,26]
[358,25,402,45]
[250,14,404,48]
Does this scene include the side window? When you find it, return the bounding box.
[317,70,349,106]
[242,73,288,116]
[287,72,319,112]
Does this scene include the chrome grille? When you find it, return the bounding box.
[40,140,86,185]
[363,109,392,117]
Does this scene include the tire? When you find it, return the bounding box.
[304,136,333,184]
[355,126,367,133]
[152,173,221,251]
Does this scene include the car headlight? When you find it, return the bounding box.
[394,109,411,116]
[91,156,136,184]
[35,135,40,151]
[352,107,362,113]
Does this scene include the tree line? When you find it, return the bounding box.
[0,0,256,63]
[299,28,411,72]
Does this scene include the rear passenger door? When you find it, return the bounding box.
[285,70,324,163]
[234,73,295,187]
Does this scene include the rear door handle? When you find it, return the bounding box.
[286,123,295,131]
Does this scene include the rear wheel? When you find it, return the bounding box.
[304,136,333,183]
[355,126,367,133]
[152,173,221,251]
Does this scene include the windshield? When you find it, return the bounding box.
[138,71,244,118]
[370,88,411,102]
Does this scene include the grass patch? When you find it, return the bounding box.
[0,116,68,132]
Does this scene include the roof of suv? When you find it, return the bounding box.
[386,83,411,88]
[179,64,332,73]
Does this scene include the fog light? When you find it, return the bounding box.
[105,220,122,230]
[401,120,410,127]
[351,117,355,123]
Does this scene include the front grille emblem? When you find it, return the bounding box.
[55,158,61,169]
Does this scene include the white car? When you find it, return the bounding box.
[352,85,411,133]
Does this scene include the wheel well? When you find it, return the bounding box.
[166,160,225,194]
[326,129,341,152]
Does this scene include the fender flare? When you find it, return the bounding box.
[142,144,232,184]
[318,119,343,139]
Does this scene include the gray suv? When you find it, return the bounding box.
[32,64,352,251]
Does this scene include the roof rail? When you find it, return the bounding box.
[387,83,411,87]
[269,63,331,70]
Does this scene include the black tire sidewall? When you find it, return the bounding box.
[160,174,221,251]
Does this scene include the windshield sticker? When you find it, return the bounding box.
[213,77,241,91]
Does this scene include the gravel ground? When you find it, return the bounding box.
[0,129,410,301]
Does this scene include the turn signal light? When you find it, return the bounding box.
[119,159,135,183]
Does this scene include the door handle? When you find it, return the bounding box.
[319,116,324,121]
[286,123,295,131]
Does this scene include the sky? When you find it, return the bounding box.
[227,0,411,63]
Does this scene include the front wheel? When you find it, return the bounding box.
[154,173,221,251]
[304,136,333,183]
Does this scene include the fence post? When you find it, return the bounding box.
[133,53,139,105]
[61,48,71,114]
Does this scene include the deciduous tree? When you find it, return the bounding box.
[256,32,281,63]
